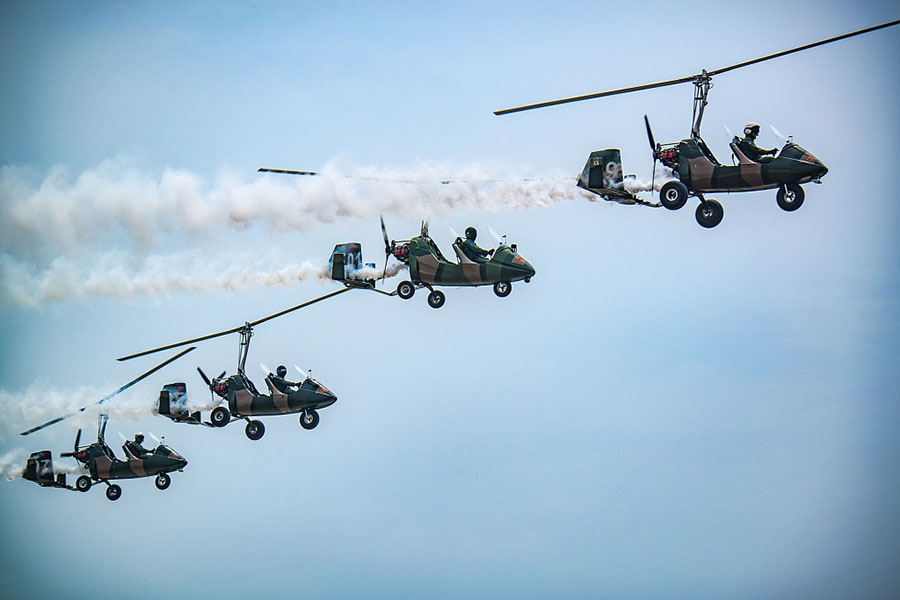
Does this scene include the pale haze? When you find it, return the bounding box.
[1,2,898,599]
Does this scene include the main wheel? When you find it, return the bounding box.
[659,180,689,210]
[397,281,415,299]
[776,183,805,212]
[76,475,92,492]
[155,472,171,490]
[300,409,320,430]
[493,281,512,298]
[245,419,265,440]
[210,406,230,427]
[106,484,122,501]
[427,290,445,309]
[695,199,724,228]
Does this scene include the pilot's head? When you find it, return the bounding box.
[744,122,761,139]
[465,227,477,241]
[276,365,287,378]
[135,433,144,443]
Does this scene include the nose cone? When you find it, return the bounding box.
[510,253,536,280]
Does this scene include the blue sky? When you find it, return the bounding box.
[1,2,898,599]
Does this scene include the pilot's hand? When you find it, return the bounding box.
[488,249,494,256]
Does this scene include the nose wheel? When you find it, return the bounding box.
[695,198,723,228]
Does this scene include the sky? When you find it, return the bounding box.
[1,1,899,598]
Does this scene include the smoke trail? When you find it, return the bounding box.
[1,159,585,259]
[0,381,159,442]
[0,449,26,481]
[623,167,676,193]
[0,250,331,307]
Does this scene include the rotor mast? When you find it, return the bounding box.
[691,71,712,139]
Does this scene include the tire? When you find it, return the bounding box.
[660,180,689,210]
[155,472,171,490]
[211,406,230,427]
[776,183,805,212]
[245,420,265,441]
[76,475,92,492]
[427,290,445,309]
[695,199,724,228]
[106,484,122,501]
[493,281,512,298]
[397,281,415,299]
[300,409,320,430]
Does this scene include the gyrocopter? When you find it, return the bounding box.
[494,20,899,228]
[117,291,346,440]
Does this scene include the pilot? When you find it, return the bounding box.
[736,122,778,163]
[269,365,296,394]
[460,227,494,263]
[125,433,152,458]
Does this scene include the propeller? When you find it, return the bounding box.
[20,347,197,436]
[420,220,430,238]
[380,215,392,284]
[197,367,211,387]
[645,115,659,191]
[60,430,82,457]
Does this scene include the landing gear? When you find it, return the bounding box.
[211,406,230,427]
[76,475,92,492]
[660,180,689,210]
[106,484,122,501]
[493,281,512,298]
[300,409,320,430]
[245,420,265,441]
[777,183,805,211]
[397,281,415,299]
[155,472,171,490]
[695,199,724,228]
[427,290,445,309]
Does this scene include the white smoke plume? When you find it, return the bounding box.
[0,381,158,442]
[623,167,676,193]
[1,158,584,306]
[0,449,26,481]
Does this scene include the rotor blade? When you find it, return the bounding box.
[119,288,352,361]
[708,19,900,77]
[249,287,352,328]
[258,168,320,176]
[494,75,695,115]
[494,19,900,116]
[119,325,242,361]
[20,347,196,436]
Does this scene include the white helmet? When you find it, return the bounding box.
[744,122,761,136]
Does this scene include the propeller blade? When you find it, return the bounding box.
[420,220,429,238]
[494,19,900,116]
[197,367,211,387]
[294,364,309,380]
[380,215,391,253]
[217,371,226,380]
[20,347,196,436]
[380,253,389,285]
[74,430,81,451]
[644,115,656,153]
